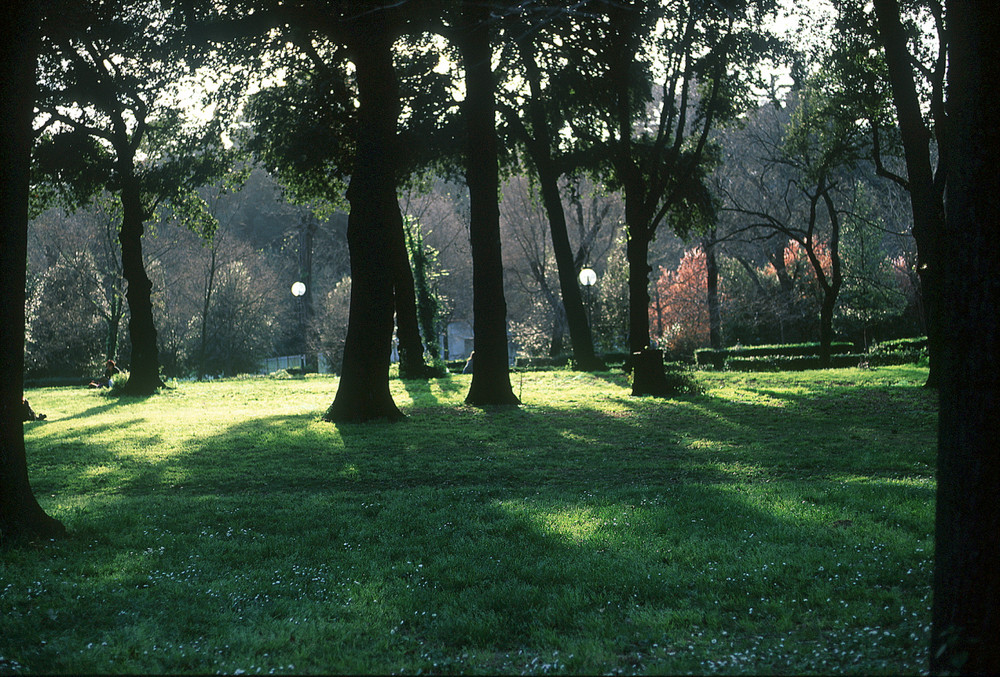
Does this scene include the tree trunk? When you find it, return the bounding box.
[932,3,1000,673]
[704,230,723,350]
[197,244,217,381]
[818,291,836,368]
[105,294,123,362]
[626,226,653,354]
[819,190,844,369]
[118,169,164,396]
[405,220,441,361]
[392,217,428,379]
[872,0,945,388]
[537,164,604,370]
[324,21,404,423]
[624,214,671,396]
[0,0,66,544]
[461,2,519,406]
[518,37,604,371]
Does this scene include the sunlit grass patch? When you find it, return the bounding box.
[5,367,936,675]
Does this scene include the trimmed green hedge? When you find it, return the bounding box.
[696,336,929,372]
[696,341,855,368]
[867,336,928,367]
[869,336,928,354]
[724,354,866,372]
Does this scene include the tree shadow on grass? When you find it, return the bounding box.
[39,401,121,423]
[28,375,937,506]
[398,374,464,406]
[23,439,933,673]
[14,384,937,673]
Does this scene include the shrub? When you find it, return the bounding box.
[866,336,928,366]
[870,336,928,353]
[696,341,856,368]
[649,247,710,354]
[660,368,704,395]
[104,370,130,395]
[724,354,865,372]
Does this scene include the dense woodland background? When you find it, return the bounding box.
[22,0,931,382]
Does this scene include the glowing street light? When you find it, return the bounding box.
[578,268,597,339]
[290,281,307,371]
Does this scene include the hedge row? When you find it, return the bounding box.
[695,341,855,368]
[699,336,928,372]
[869,336,928,354]
[723,354,864,372]
[445,336,927,375]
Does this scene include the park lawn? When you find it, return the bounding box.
[3,367,935,675]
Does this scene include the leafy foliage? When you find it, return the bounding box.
[835,187,908,344]
[313,274,352,375]
[593,236,630,353]
[32,0,235,231]
[650,247,710,354]
[25,255,107,379]
[404,216,448,360]
[184,260,279,378]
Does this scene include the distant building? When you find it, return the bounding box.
[443,319,518,365]
[446,320,475,360]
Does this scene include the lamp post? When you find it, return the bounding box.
[578,267,597,346]
[291,281,306,372]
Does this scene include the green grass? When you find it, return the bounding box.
[3,367,936,675]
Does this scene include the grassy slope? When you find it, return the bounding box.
[3,367,935,675]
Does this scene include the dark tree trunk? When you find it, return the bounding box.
[197,245,217,381]
[624,215,672,396]
[518,37,604,371]
[704,230,723,350]
[626,221,653,355]
[536,164,604,370]
[818,292,836,368]
[0,0,66,544]
[392,218,429,379]
[405,222,441,361]
[932,3,1000,673]
[815,189,843,369]
[118,170,164,396]
[105,295,124,362]
[872,0,945,388]
[460,2,519,406]
[324,21,404,423]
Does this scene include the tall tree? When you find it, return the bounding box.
[34,0,230,395]
[323,13,406,421]
[834,0,946,386]
[241,7,455,385]
[0,0,66,544]
[931,1,1000,672]
[724,87,865,366]
[569,0,777,394]
[457,0,519,405]
[497,7,605,371]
